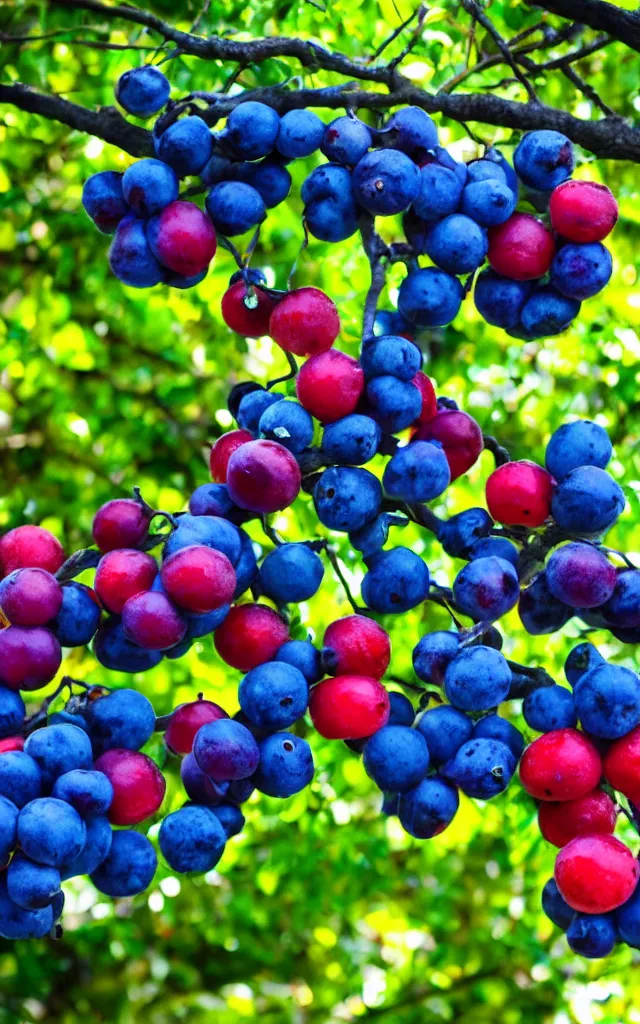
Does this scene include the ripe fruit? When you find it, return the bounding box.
[147,200,217,277]
[296,349,365,425]
[0,627,62,692]
[309,675,390,740]
[193,718,260,781]
[550,241,613,301]
[443,645,512,711]
[0,525,64,578]
[604,725,640,803]
[452,556,519,622]
[519,728,602,801]
[514,130,574,191]
[121,591,187,650]
[412,408,482,481]
[115,65,170,118]
[90,830,157,897]
[270,287,340,357]
[486,460,554,527]
[220,101,280,161]
[546,543,617,608]
[352,149,421,216]
[221,280,276,338]
[412,372,437,426]
[323,615,390,680]
[161,545,236,613]
[209,429,253,483]
[314,466,382,532]
[214,603,289,672]
[159,805,226,873]
[545,419,612,481]
[238,661,309,732]
[522,684,577,732]
[398,776,459,838]
[424,214,488,275]
[538,789,616,848]
[154,115,213,176]
[109,215,164,288]
[361,547,430,614]
[397,267,464,328]
[226,439,301,513]
[276,109,324,159]
[205,181,265,236]
[555,834,638,913]
[254,733,314,798]
[382,441,450,503]
[0,568,63,626]
[488,213,555,281]
[94,549,157,615]
[95,749,166,826]
[122,158,178,217]
[363,725,430,793]
[82,171,129,234]
[550,465,625,535]
[549,179,618,243]
[165,698,228,755]
[92,498,150,553]
[443,737,516,799]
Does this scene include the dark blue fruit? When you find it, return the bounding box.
[388,691,415,727]
[314,466,382,533]
[258,399,314,453]
[239,661,308,732]
[321,414,381,466]
[382,441,450,503]
[412,631,460,686]
[466,160,507,185]
[52,769,113,817]
[18,798,86,867]
[155,116,213,176]
[551,466,625,535]
[545,420,612,481]
[0,751,41,808]
[551,242,612,301]
[473,714,524,759]
[469,536,519,567]
[542,877,574,930]
[349,514,390,558]
[0,687,24,738]
[259,543,324,604]
[163,514,241,564]
[7,854,60,911]
[189,483,237,520]
[0,794,18,864]
[564,642,606,686]
[416,705,472,764]
[115,65,170,118]
[567,913,617,958]
[0,876,53,939]
[520,285,580,338]
[473,269,533,329]
[275,639,322,684]
[461,178,516,227]
[236,388,283,433]
[438,508,493,559]
[109,216,164,288]
[321,116,372,165]
[211,802,245,838]
[398,776,459,838]
[363,725,430,792]
[205,181,266,236]
[443,737,516,799]
[91,829,157,896]
[86,688,155,756]
[352,149,420,215]
[360,335,422,382]
[425,214,488,275]
[60,814,113,879]
[159,805,226,873]
[50,582,101,647]
[94,617,163,672]
[519,572,573,635]
[523,685,577,732]
[277,109,325,158]
[221,102,280,160]
[239,160,291,208]
[24,724,93,790]
[574,663,640,739]
[122,158,179,217]
[361,546,430,614]
[254,733,314,798]
[193,719,260,782]
[383,106,438,156]
[514,130,574,191]
[397,268,463,328]
[412,163,464,221]
[82,171,129,234]
[365,375,422,433]
[453,556,520,622]
[444,645,512,711]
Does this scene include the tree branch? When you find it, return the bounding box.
[533,0,640,53]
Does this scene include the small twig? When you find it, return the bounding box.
[461,0,540,103]
[387,674,424,694]
[324,547,368,614]
[261,515,284,547]
[482,435,511,466]
[560,64,619,118]
[267,352,298,390]
[369,5,424,62]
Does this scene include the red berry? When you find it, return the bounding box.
[161,544,236,613]
[555,834,638,913]
[214,603,289,672]
[96,748,166,826]
[209,429,254,483]
[221,281,276,338]
[604,725,640,804]
[309,675,390,739]
[0,736,25,753]
[413,409,483,481]
[94,549,158,615]
[121,590,187,650]
[0,626,62,691]
[488,213,555,281]
[92,499,150,553]
[538,789,616,848]
[323,615,390,680]
[519,728,602,801]
[147,200,217,276]
[412,372,438,427]
[549,180,618,244]
[165,698,228,755]
[269,287,340,357]
[296,350,364,424]
[0,568,63,626]
[0,525,64,579]
[226,439,301,514]
[486,460,554,527]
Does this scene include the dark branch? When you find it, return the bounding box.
[533,0,640,53]
[461,0,540,103]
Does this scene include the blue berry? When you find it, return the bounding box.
[7,854,60,911]
[82,171,129,234]
[484,148,518,193]
[193,719,260,782]
[545,420,612,481]
[461,178,516,227]
[363,725,430,792]
[0,876,53,939]
[180,753,229,805]
[234,528,258,599]
[239,160,291,208]
[86,689,156,756]
[397,268,464,328]
[24,724,92,790]
[438,508,494,559]
[221,102,280,160]
[603,570,640,629]
[237,389,282,433]
[122,158,178,217]
[416,705,472,764]
[398,776,459,838]
[0,687,24,738]
[382,441,450,503]
[254,733,314,798]
[52,769,114,818]
[474,269,533,329]
[115,65,170,118]
[567,913,617,958]
[60,815,113,879]
[352,149,421,215]
[0,751,41,808]
[362,546,430,614]
[159,805,227,873]
[211,802,245,838]
[551,466,625,535]
[466,160,507,184]
[444,646,512,711]
[384,106,438,156]
[322,414,381,465]
[412,163,464,221]
[94,617,163,672]
[189,483,237,520]
[425,214,488,275]
[314,466,382,533]
[473,714,524,759]
[453,556,520,622]
[519,572,573,635]
[365,376,422,432]
[514,130,574,191]
[412,631,460,685]
[163,514,241,564]
[388,691,415,727]
[18,798,86,867]
[155,116,213,176]
[200,154,236,186]
[0,794,18,864]
[551,242,612,301]
[109,216,164,288]
[523,685,577,732]
[520,284,580,338]
[542,877,574,930]
[443,737,516,799]
[206,181,266,236]
[305,193,359,242]
[239,661,309,732]
[91,829,157,897]
[321,116,371,165]
[564,642,606,686]
[258,399,314,452]
[349,514,389,559]
[50,582,101,647]
[360,335,422,382]
[277,109,324,158]
[259,543,324,604]
[469,536,519,567]
[574,663,640,739]
[275,640,322,684]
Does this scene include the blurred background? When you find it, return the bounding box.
[1,0,640,1020]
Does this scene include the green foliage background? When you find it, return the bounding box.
[1,0,640,1020]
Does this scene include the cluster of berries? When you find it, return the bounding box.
[82,63,618,340]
